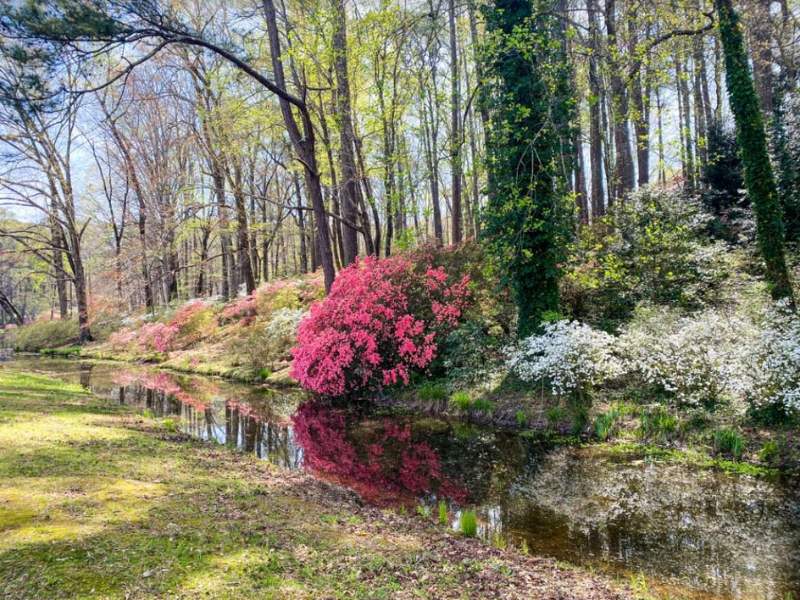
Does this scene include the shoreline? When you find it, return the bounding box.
[19,347,794,481]
[0,367,633,599]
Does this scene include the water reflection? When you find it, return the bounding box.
[6,356,800,599]
[292,400,468,506]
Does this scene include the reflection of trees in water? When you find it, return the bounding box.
[502,448,800,598]
[79,362,93,389]
[107,369,301,468]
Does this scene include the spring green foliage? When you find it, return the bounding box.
[438,500,448,526]
[480,0,576,337]
[714,0,794,301]
[471,398,494,412]
[594,405,623,441]
[562,187,724,329]
[459,510,478,537]
[417,382,448,402]
[9,319,79,351]
[638,406,678,442]
[714,428,744,460]
[450,391,472,410]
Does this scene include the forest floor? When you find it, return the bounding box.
[0,367,633,600]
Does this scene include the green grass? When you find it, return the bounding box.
[714,428,745,460]
[41,345,82,357]
[593,406,621,441]
[599,442,776,478]
[9,319,79,352]
[471,398,494,412]
[1,367,618,599]
[459,510,477,537]
[449,391,472,410]
[638,406,678,442]
[438,500,448,526]
[417,381,447,402]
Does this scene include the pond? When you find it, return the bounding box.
[5,356,800,599]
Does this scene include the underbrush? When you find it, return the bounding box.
[10,274,323,382]
[400,187,800,473]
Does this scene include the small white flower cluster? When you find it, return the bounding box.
[617,308,755,408]
[750,299,800,412]
[506,320,624,396]
[263,308,306,359]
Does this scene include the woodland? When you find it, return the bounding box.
[1,0,800,596]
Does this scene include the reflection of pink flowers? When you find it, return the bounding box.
[291,256,470,397]
[112,370,208,410]
[292,401,467,506]
[111,371,139,387]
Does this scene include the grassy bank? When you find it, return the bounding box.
[0,367,630,599]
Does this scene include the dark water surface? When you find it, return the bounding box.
[5,356,800,599]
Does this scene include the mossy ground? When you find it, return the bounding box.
[0,367,629,599]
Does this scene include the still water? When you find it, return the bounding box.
[5,356,800,599]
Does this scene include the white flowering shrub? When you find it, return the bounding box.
[237,308,306,371]
[618,306,755,408]
[506,320,624,397]
[749,300,800,414]
[263,308,305,361]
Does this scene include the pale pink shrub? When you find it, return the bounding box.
[137,322,179,353]
[219,294,257,324]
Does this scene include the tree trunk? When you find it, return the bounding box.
[588,0,605,217]
[715,0,793,301]
[605,0,635,199]
[232,163,256,294]
[332,0,360,265]
[676,47,696,190]
[0,290,23,326]
[449,0,463,244]
[263,0,336,292]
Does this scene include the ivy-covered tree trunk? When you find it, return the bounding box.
[480,0,576,337]
[715,0,794,301]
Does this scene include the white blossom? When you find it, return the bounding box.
[617,307,755,408]
[749,299,800,412]
[506,320,624,396]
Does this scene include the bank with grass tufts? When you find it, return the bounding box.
[0,367,632,599]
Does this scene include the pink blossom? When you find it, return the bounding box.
[290,256,470,397]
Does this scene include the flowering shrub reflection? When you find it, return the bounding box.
[112,370,213,411]
[292,400,467,506]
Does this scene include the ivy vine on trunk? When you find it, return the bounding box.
[479,0,577,337]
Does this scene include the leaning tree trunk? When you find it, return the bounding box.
[263,0,336,293]
[715,0,794,301]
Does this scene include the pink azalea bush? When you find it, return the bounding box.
[108,299,213,354]
[219,294,257,325]
[108,327,138,351]
[137,322,179,353]
[291,256,470,397]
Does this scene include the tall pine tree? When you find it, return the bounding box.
[480,0,576,337]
